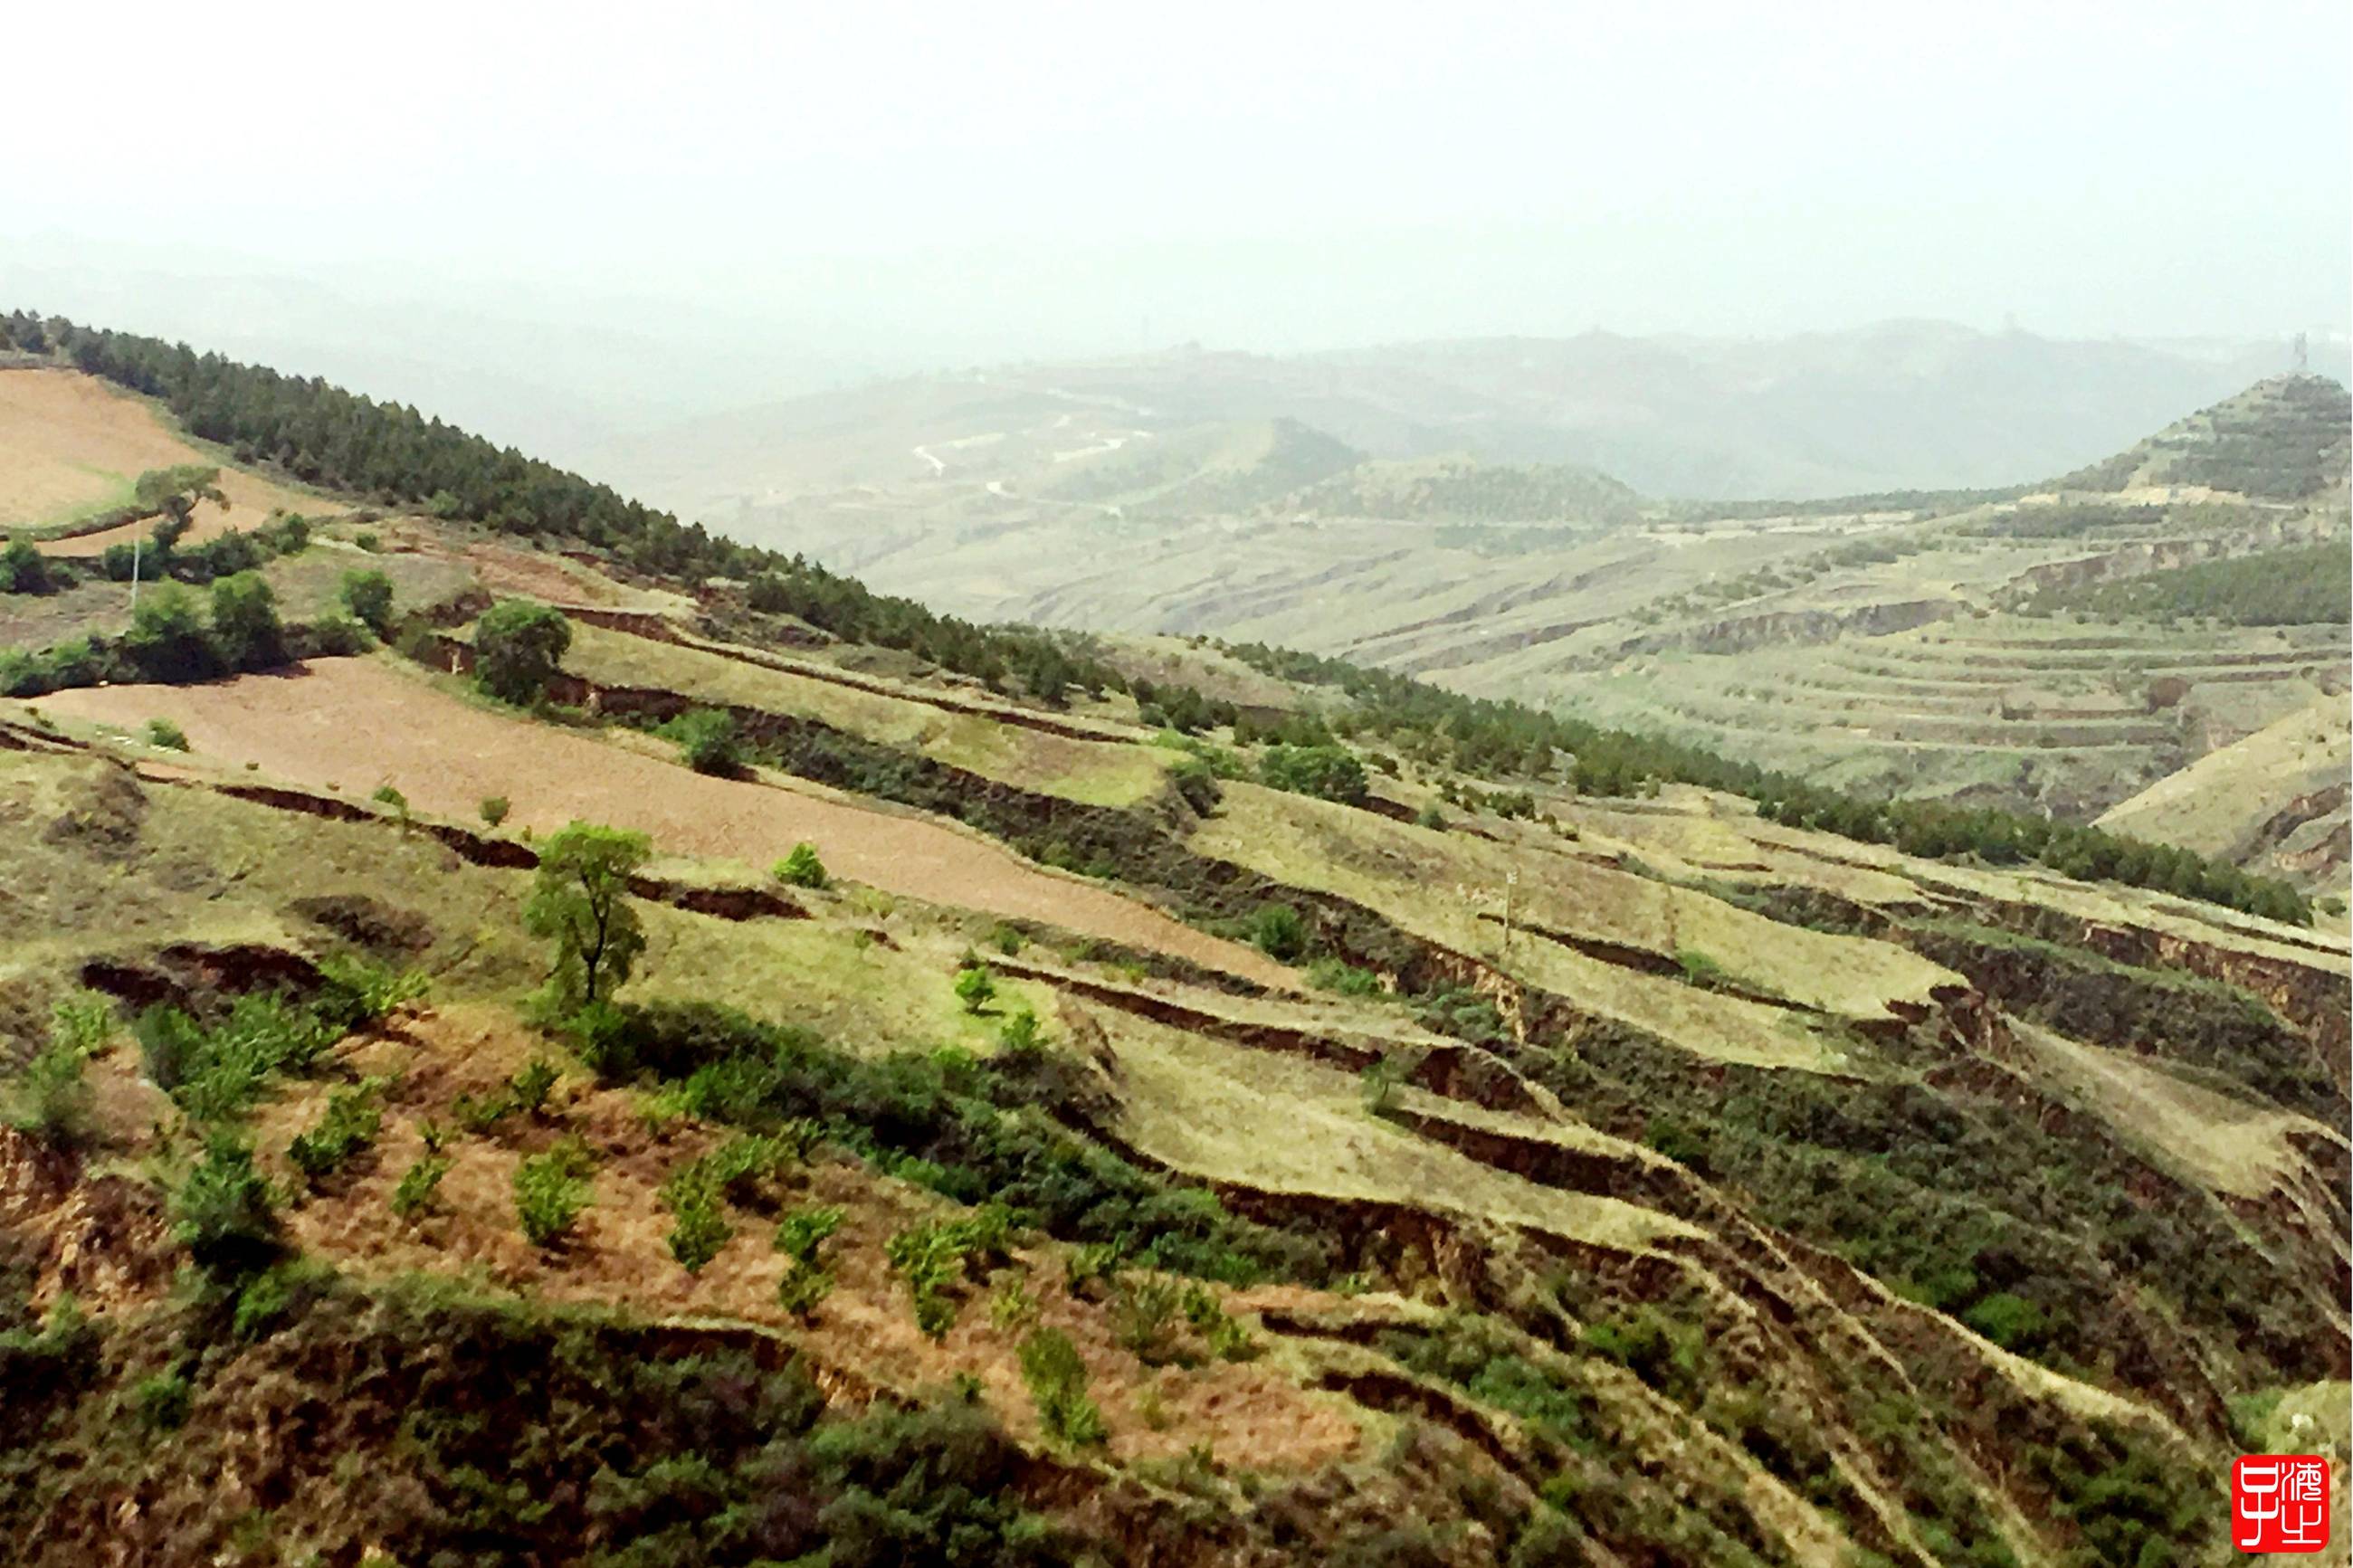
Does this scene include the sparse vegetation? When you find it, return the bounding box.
[1019,1327,1108,1449]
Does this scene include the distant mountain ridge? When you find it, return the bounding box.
[595,320,2346,517]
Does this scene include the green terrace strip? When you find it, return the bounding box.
[2018,539,2353,625]
[1216,639,2316,924]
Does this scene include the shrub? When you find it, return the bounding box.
[390,1152,451,1220]
[773,841,829,889]
[0,536,51,595]
[1306,957,1381,996]
[510,1058,560,1117]
[208,572,284,670]
[338,567,395,632]
[3,1039,97,1146]
[287,1082,385,1183]
[144,717,189,751]
[1019,1328,1107,1449]
[990,1278,1038,1331]
[777,1262,835,1318]
[1962,1291,2047,1352]
[1248,903,1308,962]
[133,1370,194,1431]
[996,1008,1045,1055]
[664,1179,730,1274]
[661,708,743,774]
[514,1149,592,1248]
[776,1204,845,1265]
[313,953,430,1031]
[889,1207,1015,1339]
[171,1134,279,1271]
[1257,744,1368,805]
[953,963,997,1014]
[480,794,510,828]
[1183,1282,1260,1362]
[474,599,572,705]
[1110,1271,1186,1364]
[123,583,220,682]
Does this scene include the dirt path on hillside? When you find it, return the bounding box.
[36,659,1290,988]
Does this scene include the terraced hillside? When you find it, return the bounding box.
[3,333,2348,1565]
[747,375,2348,840]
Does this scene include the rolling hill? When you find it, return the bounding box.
[1,318,2348,1565]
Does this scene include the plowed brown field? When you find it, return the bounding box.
[35,658,1290,987]
[1,368,335,552]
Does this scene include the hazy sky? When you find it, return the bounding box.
[6,0,2347,394]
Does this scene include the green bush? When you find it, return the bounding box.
[773,841,829,889]
[338,567,395,632]
[660,708,743,774]
[287,1082,385,1183]
[170,1134,280,1271]
[663,1180,730,1274]
[390,1152,451,1220]
[1110,1271,1186,1364]
[1248,903,1308,962]
[1256,744,1369,805]
[132,1370,194,1431]
[138,993,343,1122]
[144,717,190,751]
[3,1039,97,1147]
[208,572,284,670]
[0,536,51,595]
[777,1261,835,1318]
[775,1205,845,1265]
[479,794,511,828]
[889,1207,1015,1339]
[953,963,997,1014]
[1018,1328,1106,1449]
[474,599,572,705]
[1306,957,1381,996]
[124,583,221,682]
[514,1149,592,1248]
[1962,1291,2047,1352]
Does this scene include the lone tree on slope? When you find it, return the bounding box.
[524,821,651,1012]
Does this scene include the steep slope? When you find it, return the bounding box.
[3,327,2345,1564]
[2096,697,2350,895]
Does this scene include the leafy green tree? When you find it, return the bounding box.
[479,795,510,828]
[338,567,395,632]
[133,465,226,552]
[954,963,997,1014]
[0,537,50,595]
[524,822,652,1010]
[208,572,283,670]
[474,599,572,705]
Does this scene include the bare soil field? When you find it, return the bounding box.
[32,657,1291,987]
[1,369,334,551]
